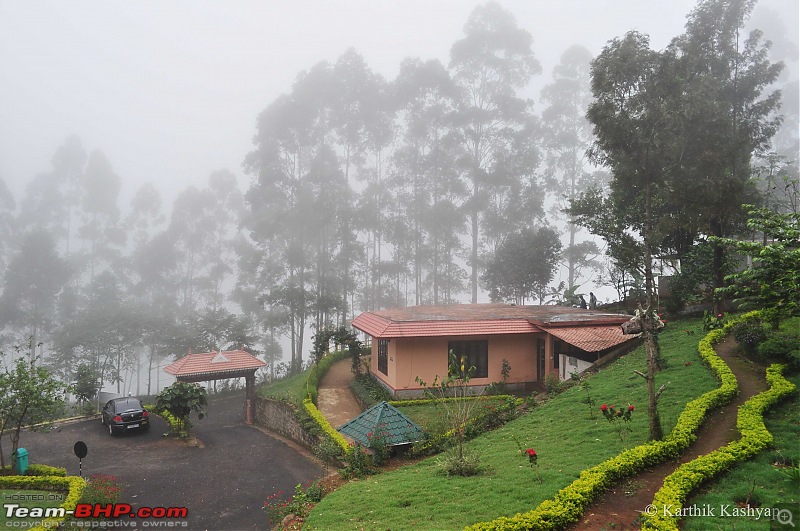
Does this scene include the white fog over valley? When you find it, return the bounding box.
[0,0,797,391]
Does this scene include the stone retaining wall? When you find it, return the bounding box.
[253,396,319,449]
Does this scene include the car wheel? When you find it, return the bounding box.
[108,423,115,436]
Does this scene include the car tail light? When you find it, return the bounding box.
[142,411,149,418]
[113,415,122,422]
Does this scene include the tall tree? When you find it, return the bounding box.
[672,0,783,301]
[540,45,605,293]
[583,30,685,440]
[448,1,542,303]
[391,57,466,305]
[0,231,70,364]
[79,149,124,284]
[482,226,562,305]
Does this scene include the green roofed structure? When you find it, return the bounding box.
[337,401,424,448]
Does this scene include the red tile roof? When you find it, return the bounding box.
[352,304,630,339]
[547,325,632,352]
[163,349,266,379]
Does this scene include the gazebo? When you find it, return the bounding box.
[163,349,266,424]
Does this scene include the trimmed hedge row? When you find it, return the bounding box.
[642,363,796,530]
[302,398,351,455]
[465,312,758,531]
[0,473,86,530]
[1,464,67,477]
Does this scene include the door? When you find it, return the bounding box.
[536,338,546,381]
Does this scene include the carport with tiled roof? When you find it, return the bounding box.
[163,349,266,424]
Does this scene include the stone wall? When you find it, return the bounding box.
[253,396,320,449]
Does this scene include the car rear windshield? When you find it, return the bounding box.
[116,399,142,412]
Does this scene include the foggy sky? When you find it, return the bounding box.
[1,0,798,209]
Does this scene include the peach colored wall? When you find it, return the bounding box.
[371,334,546,392]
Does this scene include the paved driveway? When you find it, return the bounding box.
[5,394,324,529]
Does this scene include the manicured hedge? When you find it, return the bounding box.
[0,472,86,530]
[465,312,760,531]
[302,398,351,454]
[642,363,796,530]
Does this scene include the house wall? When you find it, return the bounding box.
[371,333,548,397]
[559,354,594,380]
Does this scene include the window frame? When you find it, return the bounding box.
[377,339,389,376]
[447,339,489,379]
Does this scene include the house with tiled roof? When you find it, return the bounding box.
[352,304,638,398]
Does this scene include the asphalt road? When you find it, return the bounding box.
[5,393,324,530]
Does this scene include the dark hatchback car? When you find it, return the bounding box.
[101,397,150,435]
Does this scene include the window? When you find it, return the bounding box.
[378,339,389,375]
[447,340,488,378]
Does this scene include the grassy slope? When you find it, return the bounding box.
[305,318,717,530]
[258,370,309,405]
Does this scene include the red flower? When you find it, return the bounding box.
[628,405,635,411]
[600,404,608,411]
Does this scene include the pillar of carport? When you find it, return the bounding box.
[245,371,256,425]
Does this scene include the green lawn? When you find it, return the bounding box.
[258,370,309,405]
[304,318,719,530]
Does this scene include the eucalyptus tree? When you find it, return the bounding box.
[16,135,86,257]
[0,230,70,364]
[391,57,465,305]
[244,62,351,373]
[79,149,124,285]
[671,0,783,295]
[0,177,16,279]
[331,50,395,312]
[447,1,542,303]
[540,45,605,293]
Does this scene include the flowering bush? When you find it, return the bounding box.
[366,423,391,465]
[79,474,121,505]
[703,310,726,331]
[263,481,324,527]
[600,403,635,442]
[525,448,537,466]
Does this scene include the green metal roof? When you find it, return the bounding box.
[337,401,424,448]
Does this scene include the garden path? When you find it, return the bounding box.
[317,357,362,430]
[572,337,766,530]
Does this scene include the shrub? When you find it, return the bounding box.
[339,443,375,479]
[544,372,563,395]
[78,474,121,506]
[349,373,391,408]
[732,319,767,357]
[263,481,323,527]
[757,333,800,369]
[437,445,482,477]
